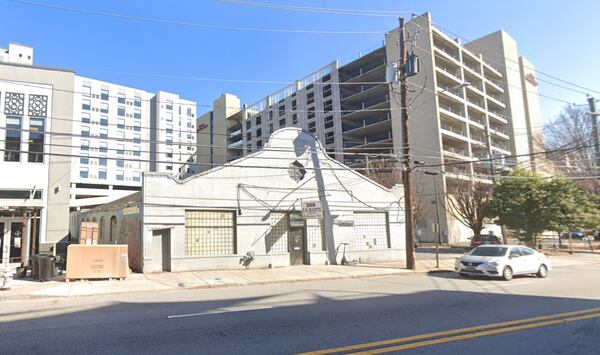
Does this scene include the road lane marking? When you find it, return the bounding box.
[351,312,600,354]
[298,307,600,355]
[168,305,273,319]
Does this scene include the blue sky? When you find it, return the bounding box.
[1,0,598,122]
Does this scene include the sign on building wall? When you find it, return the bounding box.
[301,200,323,219]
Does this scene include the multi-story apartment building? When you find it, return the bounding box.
[0,42,33,66]
[197,13,546,244]
[71,80,198,209]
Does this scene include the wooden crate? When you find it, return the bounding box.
[66,245,128,281]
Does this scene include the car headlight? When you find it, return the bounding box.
[483,261,499,269]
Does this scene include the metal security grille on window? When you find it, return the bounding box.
[185,210,235,256]
[4,92,24,115]
[28,94,47,117]
[306,218,325,251]
[267,212,288,254]
[354,212,389,250]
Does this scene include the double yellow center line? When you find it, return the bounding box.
[299,307,600,354]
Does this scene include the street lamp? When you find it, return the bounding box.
[424,170,443,268]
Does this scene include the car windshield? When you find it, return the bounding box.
[468,246,508,257]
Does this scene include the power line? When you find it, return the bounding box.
[4,0,385,35]
[216,0,411,17]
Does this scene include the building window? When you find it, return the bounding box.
[322,74,331,82]
[134,96,142,107]
[99,157,107,166]
[80,155,89,165]
[307,110,316,120]
[354,212,390,250]
[117,144,125,155]
[308,121,316,129]
[99,129,108,139]
[256,128,262,137]
[246,132,251,141]
[165,112,173,122]
[81,126,90,137]
[117,159,124,168]
[118,106,125,116]
[133,147,141,157]
[323,84,332,97]
[100,103,109,114]
[268,123,273,134]
[292,114,298,125]
[324,99,333,113]
[246,120,251,130]
[268,111,273,120]
[99,142,108,153]
[82,99,91,111]
[132,172,141,182]
[99,169,107,180]
[83,85,91,97]
[278,105,285,116]
[256,140,262,148]
[166,124,173,134]
[82,112,90,124]
[325,137,334,145]
[308,127,316,133]
[185,210,235,256]
[100,116,108,127]
[255,115,261,125]
[100,89,109,101]
[267,212,289,254]
[133,122,141,132]
[166,165,173,171]
[133,109,141,119]
[292,100,297,109]
[4,117,21,162]
[166,100,173,110]
[80,167,89,178]
[117,119,125,129]
[81,139,90,151]
[118,93,126,104]
[133,134,141,144]
[116,170,124,181]
[28,118,45,163]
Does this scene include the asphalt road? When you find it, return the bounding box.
[1,263,599,354]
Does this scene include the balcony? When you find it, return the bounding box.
[341,83,388,103]
[442,144,469,159]
[485,78,505,93]
[340,60,386,83]
[483,62,503,80]
[440,124,468,141]
[488,110,508,124]
[487,94,506,108]
[435,65,463,83]
[433,44,460,66]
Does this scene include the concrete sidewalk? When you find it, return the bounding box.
[1,253,598,301]
[0,265,414,301]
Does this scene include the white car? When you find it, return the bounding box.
[455,245,552,281]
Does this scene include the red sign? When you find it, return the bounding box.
[197,123,208,132]
[525,73,538,87]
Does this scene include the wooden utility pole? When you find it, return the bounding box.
[587,96,600,167]
[399,17,416,269]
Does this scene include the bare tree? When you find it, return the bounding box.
[545,105,599,196]
[445,183,493,237]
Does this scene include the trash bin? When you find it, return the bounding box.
[38,256,55,282]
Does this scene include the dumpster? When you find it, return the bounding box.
[38,255,55,282]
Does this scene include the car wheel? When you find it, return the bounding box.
[458,272,469,277]
[502,266,513,281]
[537,264,548,278]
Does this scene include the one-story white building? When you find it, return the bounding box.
[82,128,406,273]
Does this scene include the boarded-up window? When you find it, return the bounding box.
[267,212,288,254]
[306,218,325,251]
[185,210,235,256]
[354,212,389,250]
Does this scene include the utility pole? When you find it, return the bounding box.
[398,17,416,270]
[587,96,600,167]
